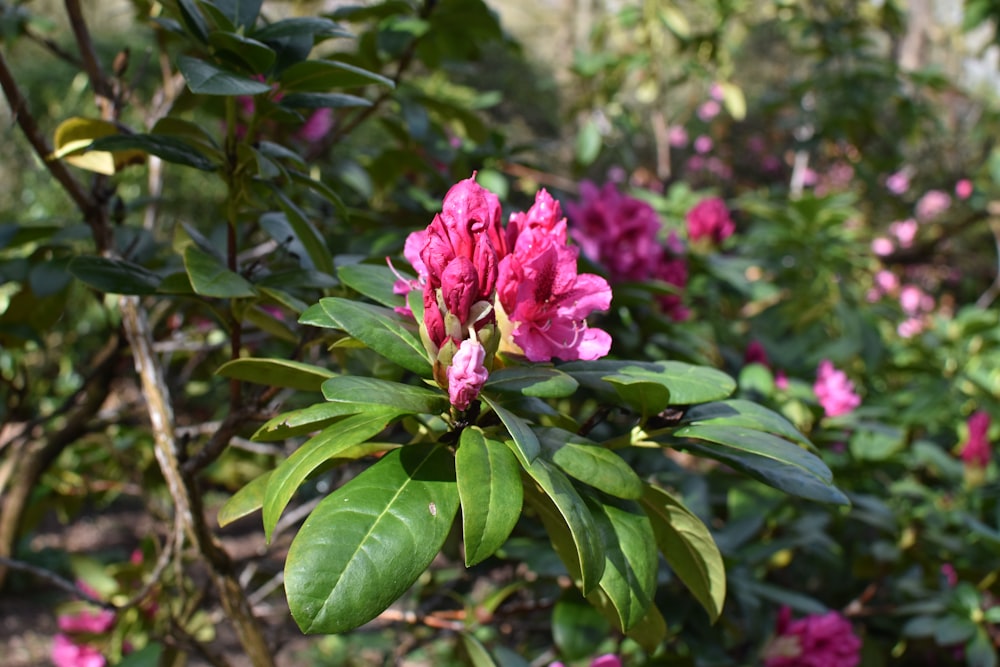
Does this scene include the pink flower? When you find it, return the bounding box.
[668,125,689,148]
[941,563,959,587]
[886,169,910,195]
[710,82,725,101]
[58,609,115,634]
[745,341,770,367]
[956,179,973,200]
[897,317,924,338]
[874,270,899,294]
[694,135,713,154]
[762,607,861,667]
[775,370,789,391]
[52,634,106,667]
[915,189,951,221]
[899,285,933,315]
[655,235,690,321]
[960,411,992,468]
[813,360,861,418]
[590,656,623,667]
[686,197,735,244]
[447,339,488,410]
[697,99,721,122]
[565,181,663,283]
[871,237,894,256]
[296,108,334,143]
[888,219,917,247]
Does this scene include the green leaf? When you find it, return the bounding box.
[584,497,657,631]
[253,402,370,441]
[176,0,209,42]
[849,424,906,461]
[461,633,498,667]
[575,119,602,166]
[322,376,448,415]
[216,358,335,391]
[673,423,849,505]
[177,55,271,95]
[89,133,217,171]
[267,188,335,275]
[605,377,671,421]
[456,428,523,566]
[263,410,400,541]
[338,263,405,308]
[484,366,579,398]
[183,245,256,298]
[211,0,263,29]
[253,17,353,41]
[279,59,395,91]
[68,256,161,295]
[285,444,459,634]
[626,604,668,653]
[518,453,605,594]
[217,471,271,527]
[537,427,643,500]
[281,92,372,109]
[561,360,735,404]
[552,589,611,661]
[680,400,813,448]
[207,31,275,72]
[301,298,431,376]
[641,485,726,621]
[115,643,163,667]
[967,628,998,667]
[481,394,540,463]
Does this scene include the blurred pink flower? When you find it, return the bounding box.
[960,411,992,468]
[813,360,860,418]
[915,189,951,221]
[888,219,918,248]
[447,338,488,410]
[775,370,789,391]
[706,157,733,180]
[941,563,959,587]
[694,135,713,154]
[899,285,933,315]
[52,635,105,667]
[668,125,689,148]
[871,237,894,256]
[886,169,910,195]
[296,108,334,143]
[686,197,735,244]
[710,82,725,101]
[955,179,974,200]
[874,270,899,294]
[745,340,770,367]
[590,656,623,667]
[897,317,925,338]
[697,99,721,122]
[58,609,115,634]
[762,607,861,667]
[685,155,706,172]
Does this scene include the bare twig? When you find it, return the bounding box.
[0,556,116,610]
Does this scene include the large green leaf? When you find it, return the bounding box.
[641,485,726,621]
[215,358,335,391]
[263,410,400,541]
[537,427,643,500]
[89,134,217,171]
[456,428,523,566]
[268,189,335,275]
[68,256,161,295]
[516,452,604,594]
[285,444,459,634]
[680,399,812,448]
[322,376,448,415]
[183,246,256,298]
[584,496,657,632]
[561,360,735,404]
[338,263,406,308]
[253,402,372,441]
[217,470,270,527]
[672,424,849,505]
[278,59,395,91]
[481,394,540,463]
[281,92,372,109]
[484,367,579,398]
[552,589,611,661]
[301,298,431,376]
[211,0,263,29]
[207,31,275,72]
[177,56,271,95]
[253,17,353,41]
[605,377,672,421]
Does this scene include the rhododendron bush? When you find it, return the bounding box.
[2,1,1000,666]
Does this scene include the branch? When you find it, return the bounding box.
[64,0,113,102]
[0,556,116,610]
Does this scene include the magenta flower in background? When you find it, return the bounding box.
[549,655,622,667]
[52,634,106,667]
[960,411,992,468]
[813,360,861,418]
[915,189,951,221]
[686,197,735,244]
[897,317,925,339]
[941,563,959,587]
[447,339,489,410]
[871,237,894,256]
[886,169,910,195]
[762,607,861,667]
[956,178,974,200]
[668,125,689,148]
[697,99,721,121]
[694,135,714,154]
[710,82,725,101]
[888,219,917,248]
[744,340,770,367]
[58,609,115,634]
[296,108,334,143]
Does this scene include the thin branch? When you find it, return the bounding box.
[24,25,82,67]
[0,556,116,610]
[64,0,113,101]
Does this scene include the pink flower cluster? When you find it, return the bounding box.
[396,177,612,410]
[551,654,621,667]
[960,411,992,468]
[762,607,861,667]
[52,607,115,667]
[813,360,861,418]
[686,196,735,244]
[565,181,689,320]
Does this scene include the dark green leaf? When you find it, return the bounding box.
[605,377,671,421]
[267,185,336,275]
[217,471,271,527]
[456,428,523,566]
[481,394,540,463]
[215,358,335,391]
[301,298,431,375]
[285,444,459,633]
[674,424,848,505]
[484,367,579,398]
[89,133,217,171]
[279,59,394,91]
[322,376,448,415]
[253,402,370,441]
[177,55,271,95]
[254,17,353,41]
[264,410,401,541]
[641,485,725,621]
[207,31,275,72]
[561,360,735,404]
[68,256,161,295]
[537,427,643,500]
[552,589,611,661]
[281,92,372,109]
[680,399,813,448]
[338,263,406,308]
[183,246,256,298]
[176,0,209,41]
[211,0,263,29]
[967,628,998,667]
